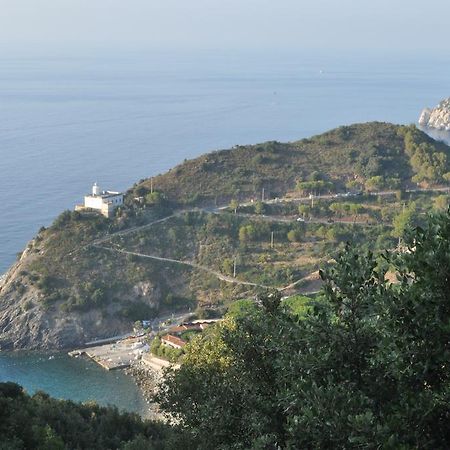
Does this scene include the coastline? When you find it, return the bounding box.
[0,350,153,417]
[66,335,166,419]
[125,361,164,420]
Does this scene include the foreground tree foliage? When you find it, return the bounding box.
[157,210,450,449]
[0,383,188,450]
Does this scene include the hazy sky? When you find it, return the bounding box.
[0,0,449,53]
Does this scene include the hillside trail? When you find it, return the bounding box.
[81,186,450,294]
[94,245,272,290]
[82,183,450,252]
[88,205,324,293]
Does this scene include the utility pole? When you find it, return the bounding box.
[150,177,154,194]
[262,187,265,202]
[270,231,274,249]
[233,257,237,278]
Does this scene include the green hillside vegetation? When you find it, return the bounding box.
[24,212,192,317]
[156,210,450,449]
[132,122,450,205]
[27,188,439,318]
[4,122,450,348]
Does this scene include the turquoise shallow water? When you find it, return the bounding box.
[0,351,150,416]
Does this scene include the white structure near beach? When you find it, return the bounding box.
[76,183,124,217]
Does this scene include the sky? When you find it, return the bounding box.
[0,0,449,54]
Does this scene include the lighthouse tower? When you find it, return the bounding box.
[92,182,101,196]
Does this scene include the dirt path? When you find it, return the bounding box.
[89,207,322,294]
[80,185,450,250]
[94,243,320,294]
[95,245,272,289]
[72,186,450,298]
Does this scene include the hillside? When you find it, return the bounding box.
[1,122,449,350]
[132,121,450,204]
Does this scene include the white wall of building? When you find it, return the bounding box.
[106,194,123,206]
[82,187,124,217]
[84,196,105,210]
[84,194,123,209]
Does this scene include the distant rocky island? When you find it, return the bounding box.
[419,97,450,130]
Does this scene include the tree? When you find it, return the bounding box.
[229,199,239,214]
[221,258,234,276]
[298,204,311,218]
[329,202,344,217]
[433,194,449,211]
[346,179,363,191]
[287,229,302,242]
[254,201,265,215]
[145,191,164,205]
[157,292,292,449]
[401,127,448,184]
[365,175,384,191]
[349,203,364,220]
[296,180,333,195]
[239,225,256,243]
[391,202,416,239]
[157,210,450,449]
[375,210,450,446]
[0,382,178,449]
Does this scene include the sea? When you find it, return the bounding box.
[0,48,449,414]
[0,351,150,416]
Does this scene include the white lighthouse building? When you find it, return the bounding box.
[76,183,124,218]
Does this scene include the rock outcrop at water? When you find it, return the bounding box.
[127,364,159,401]
[419,98,450,131]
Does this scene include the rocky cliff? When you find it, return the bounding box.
[419,98,450,131]
[0,237,159,350]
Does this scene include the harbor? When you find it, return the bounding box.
[69,335,149,371]
[68,312,194,371]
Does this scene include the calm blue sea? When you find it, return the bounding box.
[0,49,449,412]
[0,351,150,416]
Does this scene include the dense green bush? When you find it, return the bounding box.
[157,210,450,449]
[0,382,188,449]
[121,301,157,321]
[399,125,450,184]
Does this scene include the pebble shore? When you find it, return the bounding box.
[125,362,163,420]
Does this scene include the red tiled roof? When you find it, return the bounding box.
[167,325,188,333]
[161,334,186,348]
[168,324,201,334]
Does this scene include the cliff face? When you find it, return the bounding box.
[419,98,450,131]
[0,241,156,350]
[0,232,172,350]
